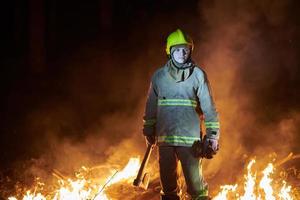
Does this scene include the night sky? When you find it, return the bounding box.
[1,0,300,196]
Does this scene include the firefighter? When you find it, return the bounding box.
[143,29,220,200]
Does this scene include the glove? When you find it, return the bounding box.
[145,135,156,146]
[203,136,219,159]
[192,140,204,158]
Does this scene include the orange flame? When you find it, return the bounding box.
[213,159,295,200]
[240,159,257,200]
[259,163,275,200]
[8,157,140,200]
[7,157,296,200]
[213,184,238,200]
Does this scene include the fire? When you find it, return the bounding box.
[240,159,257,200]
[279,181,293,200]
[212,159,295,200]
[7,156,297,200]
[93,157,140,200]
[213,185,238,200]
[259,163,275,200]
[8,157,140,200]
[107,157,140,185]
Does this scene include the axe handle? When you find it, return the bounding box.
[133,144,154,185]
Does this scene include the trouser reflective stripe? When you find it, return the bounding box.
[143,118,156,127]
[158,146,208,198]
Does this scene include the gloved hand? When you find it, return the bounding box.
[145,135,156,146]
[203,136,219,159]
[192,140,204,158]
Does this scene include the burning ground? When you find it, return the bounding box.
[1,146,300,199]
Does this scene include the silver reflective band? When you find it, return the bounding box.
[204,121,220,129]
[158,99,197,107]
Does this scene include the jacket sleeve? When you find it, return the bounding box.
[197,70,220,140]
[143,80,158,136]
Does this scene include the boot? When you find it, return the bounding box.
[160,194,180,200]
[193,196,211,200]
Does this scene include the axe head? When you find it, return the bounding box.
[133,172,150,190]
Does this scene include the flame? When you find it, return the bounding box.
[93,157,140,200]
[279,181,293,200]
[7,157,297,200]
[23,191,46,200]
[53,179,92,200]
[8,157,140,200]
[259,163,275,200]
[213,160,295,200]
[107,157,140,185]
[213,184,238,200]
[240,159,257,200]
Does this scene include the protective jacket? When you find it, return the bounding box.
[143,60,220,147]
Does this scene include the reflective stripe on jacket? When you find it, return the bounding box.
[143,60,220,146]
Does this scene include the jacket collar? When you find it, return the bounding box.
[166,59,194,82]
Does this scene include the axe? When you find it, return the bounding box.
[133,144,154,190]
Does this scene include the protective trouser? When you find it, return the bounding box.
[159,146,208,200]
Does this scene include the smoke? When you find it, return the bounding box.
[196,0,300,190]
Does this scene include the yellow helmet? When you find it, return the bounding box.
[166,29,194,55]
